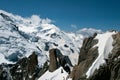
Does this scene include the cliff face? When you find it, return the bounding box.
[69,33,99,80]
[88,32,120,80]
[49,48,72,73]
[69,32,120,80]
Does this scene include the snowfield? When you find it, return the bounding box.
[38,67,69,80]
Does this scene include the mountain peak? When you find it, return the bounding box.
[76,28,102,37]
[0,10,84,66]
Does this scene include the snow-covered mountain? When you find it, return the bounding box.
[38,31,118,80]
[0,10,85,66]
[0,10,119,80]
[76,28,102,37]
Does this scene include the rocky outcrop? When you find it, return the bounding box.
[0,48,72,80]
[49,49,59,72]
[69,33,99,80]
[88,59,120,80]
[37,61,49,77]
[88,32,120,80]
[0,63,12,80]
[0,13,13,22]
[0,52,40,80]
[28,52,38,77]
[10,51,39,80]
[49,48,72,73]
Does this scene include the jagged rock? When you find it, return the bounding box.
[69,34,98,80]
[37,61,49,77]
[49,48,72,73]
[0,53,39,80]
[59,55,72,74]
[88,58,120,80]
[69,32,120,80]
[0,48,72,80]
[88,32,120,80]
[49,49,59,72]
[0,63,12,80]
[0,13,13,22]
[9,51,39,80]
[112,32,120,59]
[28,51,38,76]
[10,57,28,80]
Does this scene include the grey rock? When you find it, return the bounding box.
[69,35,98,80]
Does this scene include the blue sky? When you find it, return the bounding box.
[0,0,120,32]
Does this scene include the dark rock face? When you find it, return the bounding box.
[10,57,28,80]
[28,52,38,76]
[37,61,49,77]
[10,51,39,80]
[69,33,99,80]
[0,52,40,80]
[49,49,59,72]
[88,60,120,80]
[88,32,120,80]
[49,48,72,73]
[0,64,12,80]
[69,32,120,80]
[0,13,13,22]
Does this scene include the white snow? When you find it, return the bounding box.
[86,31,115,78]
[18,24,37,33]
[76,28,102,37]
[0,53,13,64]
[38,67,68,80]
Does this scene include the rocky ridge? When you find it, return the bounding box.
[88,32,120,80]
[69,33,99,80]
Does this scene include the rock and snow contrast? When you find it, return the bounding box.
[86,31,115,77]
[38,67,68,80]
[0,10,120,80]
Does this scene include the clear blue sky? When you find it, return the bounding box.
[0,0,120,32]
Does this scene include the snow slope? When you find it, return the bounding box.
[86,31,116,78]
[0,10,47,66]
[38,67,69,80]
